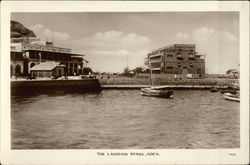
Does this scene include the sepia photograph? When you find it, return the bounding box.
[1,1,249,165]
[11,12,240,149]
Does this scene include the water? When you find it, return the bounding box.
[11,89,239,149]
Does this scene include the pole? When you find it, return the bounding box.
[149,59,153,86]
[39,52,41,63]
[127,54,128,69]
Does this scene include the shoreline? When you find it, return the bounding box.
[101,84,228,90]
[10,77,238,90]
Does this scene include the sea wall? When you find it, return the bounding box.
[99,77,238,86]
[11,79,101,90]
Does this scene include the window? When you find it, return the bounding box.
[166,66,173,69]
[176,52,183,60]
[167,54,173,58]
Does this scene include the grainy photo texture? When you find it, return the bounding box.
[11,12,240,149]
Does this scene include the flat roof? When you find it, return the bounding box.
[23,49,86,56]
[30,62,65,71]
[152,44,195,52]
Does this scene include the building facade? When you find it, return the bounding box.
[11,37,89,77]
[145,44,205,75]
[30,62,65,78]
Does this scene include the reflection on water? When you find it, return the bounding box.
[11,89,239,149]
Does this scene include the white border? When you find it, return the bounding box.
[1,1,249,165]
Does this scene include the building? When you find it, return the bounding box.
[226,69,239,79]
[30,62,65,78]
[11,37,89,77]
[145,44,205,75]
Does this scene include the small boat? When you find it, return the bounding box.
[220,89,238,94]
[141,86,173,98]
[210,87,218,93]
[223,92,240,102]
[141,61,173,98]
[228,83,240,90]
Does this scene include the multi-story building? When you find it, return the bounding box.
[145,44,205,75]
[11,37,89,77]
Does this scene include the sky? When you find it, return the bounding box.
[11,12,239,74]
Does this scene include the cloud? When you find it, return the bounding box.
[174,27,239,74]
[69,31,150,72]
[84,49,148,58]
[192,27,215,43]
[83,49,148,72]
[72,31,150,48]
[191,27,237,44]
[121,33,150,45]
[29,24,70,42]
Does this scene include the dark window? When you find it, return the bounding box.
[166,54,173,58]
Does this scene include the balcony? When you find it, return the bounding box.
[176,54,183,60]
[150,53,162,58]
[150,59,161,63]
[188,54,195,59]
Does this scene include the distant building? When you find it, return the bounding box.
[30,62,65,78]
[145,44,205,75]
[11,37,88,77]
[226,69,239,78]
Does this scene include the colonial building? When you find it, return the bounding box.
[30,62,65,78]
[11,37,89,77]
[145,44,205,75]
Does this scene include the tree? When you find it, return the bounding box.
[133,67,143,73]
[83,67,93,75]
[123,67,133,77]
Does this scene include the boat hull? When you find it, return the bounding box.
[141,88,173,98]
[223,93,240,102]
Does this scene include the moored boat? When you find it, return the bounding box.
[210,87,218,93]
[223,92,240,102]
[141,86,173,98]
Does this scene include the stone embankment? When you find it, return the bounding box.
[99,77,238,89]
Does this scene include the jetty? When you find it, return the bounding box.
[11,79,101,90]
[101,84,228,90]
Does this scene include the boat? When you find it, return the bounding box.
[141,86,173,98]
[141,61,173,98]
[210,87,218,93]
[220,89,238,94]
[220,82,239,94]
[223,92,240,102]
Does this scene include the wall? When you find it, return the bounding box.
[11,79,101,90]
[147,44,205,75]
[31,71,52,77]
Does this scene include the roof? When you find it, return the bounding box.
[30,62,65,71]
[226,69,238,73]
[152,44,195,52]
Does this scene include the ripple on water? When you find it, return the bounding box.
[11,89,240,149]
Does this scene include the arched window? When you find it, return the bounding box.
[176,52,183,60]
[30,62,36,68]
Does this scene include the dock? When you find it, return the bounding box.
[101,85,228,90]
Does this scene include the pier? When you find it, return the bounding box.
[101,84,228,90]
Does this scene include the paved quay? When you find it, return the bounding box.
[101,84,228,89]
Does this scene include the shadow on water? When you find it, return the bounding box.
[11,87,102,100]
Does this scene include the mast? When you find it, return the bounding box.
[149,59,153,86]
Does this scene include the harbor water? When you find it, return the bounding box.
[11,89,239,149]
